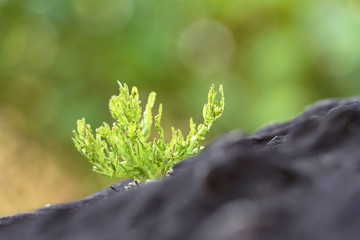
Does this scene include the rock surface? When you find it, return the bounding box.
[2,97,360,240]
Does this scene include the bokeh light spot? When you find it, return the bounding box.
[2,22,57,73]
[72,0,134,35]
[178,19,235,76]
[2,25,27,68]
[348,0,360,23]
[18,0,61,13]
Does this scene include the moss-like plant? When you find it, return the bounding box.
[72,82,224,183]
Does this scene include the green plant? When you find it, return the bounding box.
[72,82,224,183]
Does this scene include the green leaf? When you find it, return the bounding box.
[72,82,224,183]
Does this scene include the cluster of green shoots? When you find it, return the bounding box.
[72,82,224,183]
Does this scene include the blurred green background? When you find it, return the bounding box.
[1,0,360,216]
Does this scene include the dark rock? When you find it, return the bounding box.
[1,97,360,240]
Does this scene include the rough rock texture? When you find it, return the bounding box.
[1,97,360,240]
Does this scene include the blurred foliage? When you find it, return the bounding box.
[1,0,360,216]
